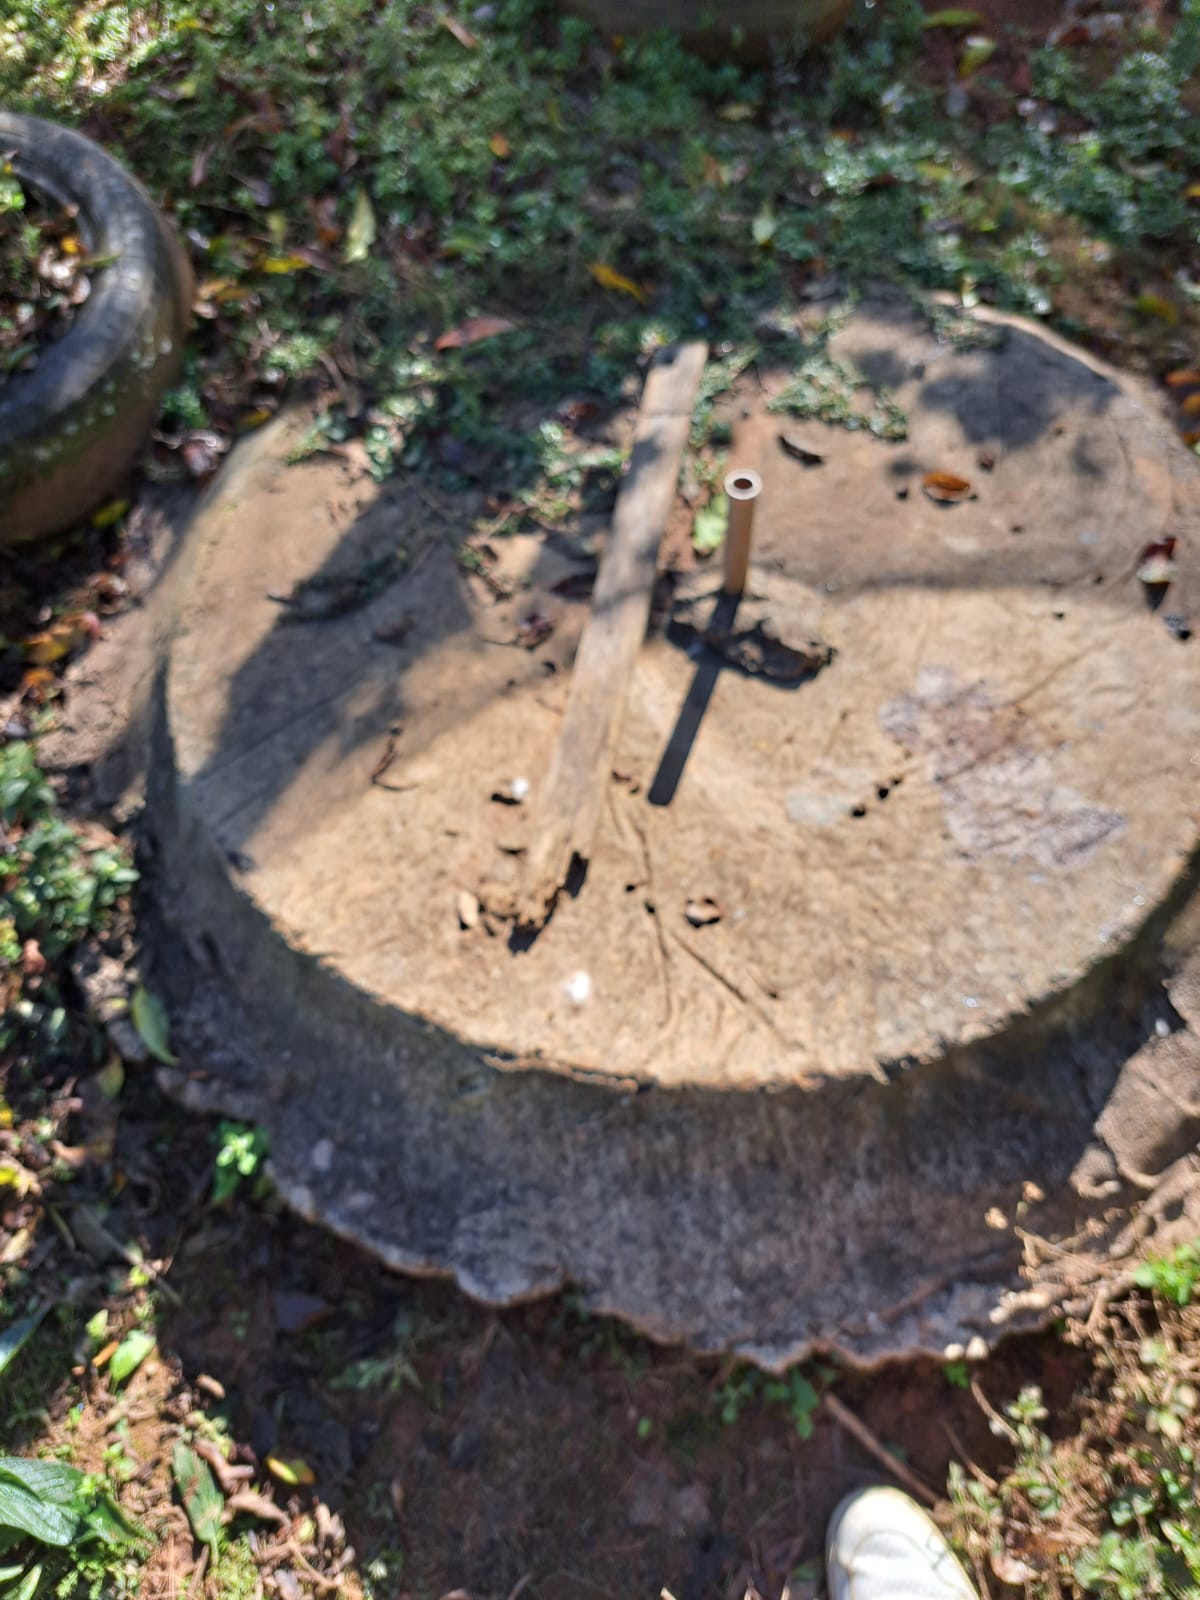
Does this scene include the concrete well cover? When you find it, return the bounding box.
[153,299,1200,1366]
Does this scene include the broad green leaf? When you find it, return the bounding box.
[172,1444,222,1563]
[4,1562,42,1600]
[0,1482,77,1548]
[0,1308,48,1381]
[343,187,376,264]
[692,494,728,554]
[81,1495,146,1548]
[108,1331,155,1387]
[0,1459,84,1506]
[130,987,177,1066]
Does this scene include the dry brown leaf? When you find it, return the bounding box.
[1166,369,1200,387]
[441,14,479,47]
[434,315,517,351]
[489,133,511,158]
[589,261,647,304]
[922,471,972,504]
[1180,392,1200,416]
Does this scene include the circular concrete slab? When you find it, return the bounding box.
[151,298,1200,1365]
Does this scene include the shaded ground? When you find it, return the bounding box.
[4,1052,1089,1600]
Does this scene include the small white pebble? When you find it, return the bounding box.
[311,1138,334,1173]
[510,776,530,801]
[966,1335,989,1362]
[565,970,591,1005]
[1156,1017,1171,1038]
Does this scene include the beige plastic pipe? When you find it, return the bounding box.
[722,467,762,595]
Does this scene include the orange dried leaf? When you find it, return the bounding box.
[266,1455,316,1487]
[1179,392,1200,416]
[1165,369,1200,388]
[922,470,973,504]
[488,133,511,158]
[589,261,647,304]
[1185,183,1200,199]
[434,315,518,352]
[92,1339,120,1369]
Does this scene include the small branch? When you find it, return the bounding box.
[824,1392,939,1508]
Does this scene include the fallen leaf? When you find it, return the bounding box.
[1137,537,1178,588]
[922,7,984,24]
[189,143,215,188]
[173,1443,223,1563]
[488,133,511,158]
[1134,292,1178,324]
[342,186,376,265]
[91,498,130,529]
[1165,369,1200,388]
[779,430,825,465]
[0,1229,31,1267]
[92,1339,120,1370]
[685,897,723,927]
[717,102,756,121]
[589,262,647,304]
[109,1329,155,1386]
[1180,393,1200,416]
[24,613,97,665]
[959,34,996,74]
[266,1455,316,1487]
[131,986,178,1066]
[692,494,728,554]
[751,205,777,247]
[922,470,972,504]
[434,314,517,352]
[257,254,311,275]
[94,1056,124,1100]
[225,1489,289,1526]
[991,1551,1039,1586]
[441,14,478,47]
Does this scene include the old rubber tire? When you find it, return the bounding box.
[0,113,192,546]
[560,0,853,59]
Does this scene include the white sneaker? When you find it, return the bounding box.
[826,1487,979,1600]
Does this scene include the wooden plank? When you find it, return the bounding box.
[514,340,708,932]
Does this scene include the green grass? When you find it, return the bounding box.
[0,743,137,1056]
[2,0,1196,516]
